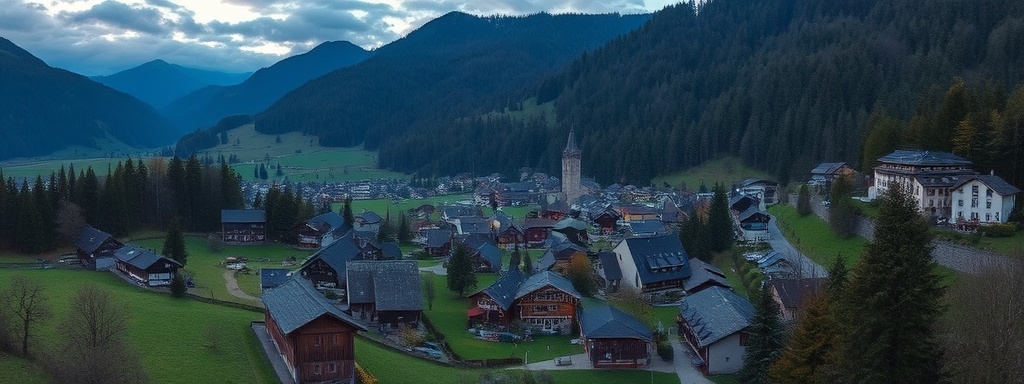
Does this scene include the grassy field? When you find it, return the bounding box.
[0,269,274,384]
[481,98,557,126]
[332,194,477,222]
[767,204,867,268]
[0,352,50,384]
[652,157,773,192]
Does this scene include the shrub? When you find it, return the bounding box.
[979,223,1017,238]
[355,363,379,384]
[657,341,674,361]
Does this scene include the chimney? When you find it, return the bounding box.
[991,170,995,176]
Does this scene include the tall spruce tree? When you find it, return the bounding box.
[707,184,734,253]
[509,243,522,272]
[446,243,477,297]
[797,183,812,216]
[342,198,354,229]
[768,293,840,384]
[397,212,412,245]
[162,217,188,266]
[738,283,786,384]
[838,184,945,383]
[828,175,856,238]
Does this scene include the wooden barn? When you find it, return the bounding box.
[222,209,266,244]
[345,260,422,327]
[296,212,344,249]
[112,245,182,286]
[263,277,367,384]
[523,218,556,248]
[74,225,124,270]
[580,304,653,368]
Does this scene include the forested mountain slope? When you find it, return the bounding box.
[91,60,250,108]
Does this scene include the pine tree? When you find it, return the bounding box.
[16,182,46,254]
[342,198,354,229]
[838,183,945,383]
[253,191,263,209]
[446,243,477,297]
[796,184,812,216]
[738,284,786,384]
[170,274,187,297]
[162,217,188,266]
[768,294,839,384]
[828,175,856,238]
[679,211,711,261]
[377,209,395,243]
[509,243,522,272]
[707,184,734,253]
[951,117,976,158]
[397,212,412,245]
[521,250,533,275]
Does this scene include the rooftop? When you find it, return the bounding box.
[262,277,366,334]
[679,286,754,347]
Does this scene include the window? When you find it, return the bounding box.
[972,198,978,208]
[313,364,321,375]
[986,189,993,197]
[987,201,992,209]
[972,186,979,196]
[927,189,935,196]
[958,200,963,207]
[986,213,991,221]
[995,212,1000,221]
[739,332,749,346]
[328,363,337,374]
[314,335,322,346]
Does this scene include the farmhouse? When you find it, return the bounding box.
[74,225,124,270]
[468,270,524,329]
[590,209,620,234]
[534,239,587,273]
[422,228,454,257]
[768,278,827,321]
[296,212,345,249]
[263,277,367,384]
[221,209,266,244]
[112,245,182,287]
[735,178,779,206]
[298,231,368,290]
[523,217,556,247]
[611,234,692,293]
[551,217,589,247]
[734,206,770,243]
[615,204,660,222]
[461,236,503,273]
[809,162,856,186]
[345,260,422,327]
[541,200,571,221]
[678,286,755,375]
[950,174,1020,224]
[468,270,582,334]
[353,210,382,233]
[579,304,653,369]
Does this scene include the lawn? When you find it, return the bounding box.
[767,204,866,268]
[0,352,50,384]
[331,193,476,222]
[421,273,584,362]
[652,157,772,192]
[0,269,275,384]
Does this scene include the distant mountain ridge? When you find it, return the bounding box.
[162,41,373,131]
[0,37,178,160]
[92,60,251,108]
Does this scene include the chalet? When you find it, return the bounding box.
[263,277,367,384]
[468,270,524,329]
[74,225,123,270]
[541,200,571,221]
[659,198,687,225]
[353,211,382,233]
[736,178,779,206]
[453,217,491,235]
[626,220,669,238]
[590,209,620,234]
[296,212,345,249]
[524,218,556,248]
[408,204,435,219]
[345,260,422,327]
[261,269,291,291]
[950,174,1020,224]
[423,228,454,257]
[612,234,692,293]
[461,236,503,273]
[579,304,653,368]
[298,231,366,290]
[113,245,182,287]
[379,242,402,260]
[595,251,622,292]
[616,204,660,222]
[221,209,266,244]
[678,286,754,375]
[535,239,587,273]
[735,206,770,243]
[490,211,524,250]
[869,150,977,219]
[551,217,589,247]
[729,194,760,213]
[809,162,856,187]
[768,278,827,321]
[514,271,582,334]
[683,258,731,295]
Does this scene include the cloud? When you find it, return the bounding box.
[63,0,170,35]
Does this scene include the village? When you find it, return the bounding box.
[60,130,1020,384]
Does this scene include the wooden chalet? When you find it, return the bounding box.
[353,210,382,233]
[809,162,856,186]
[612,234,692,293]
[580,304,653,368]
[263,277,368,384]
[490,211,524,250]
[683,258,731,295]
[74,225,124,270]
[735,206,770,242]
[467,270,582,334]
[551,217,589,247]
[468,270,523,329]
[222,209,266,244]
[591,209,620,234]
[422,228,453,257]
[659,198,687,225]
[616,204,659,222]
[296,212,345,249]
[346,260,422,327]
[678,286,754,374]
[407,204,435,219]
[534,238,587,273]
[113,245,182,286]
[461,236,502,273]
[736,178,779,205]
[768,278,827,321]
[541,200,571,221]
[298,231,366,290]
[523,218,556,248]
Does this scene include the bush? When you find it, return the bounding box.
[170,274,187,297]
[978,223,1017,238]
[413,250,431,260]
[657,341,674,361]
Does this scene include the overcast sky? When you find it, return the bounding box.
[1,0,677,76]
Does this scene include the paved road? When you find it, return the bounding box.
[767,216,829,278]
[419,264,447,276]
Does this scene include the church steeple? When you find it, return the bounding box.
[563,129,581,157]
[561,129,582,204]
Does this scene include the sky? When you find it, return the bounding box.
[1,0,677,76]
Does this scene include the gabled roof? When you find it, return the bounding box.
[221,209,266,223]
[552,217,587,231]
[679,286,754,347]
[300,231,362,278]
[477,270,524,310]
[810,162,849,175]
[472,241,503,270]
[620,234,691,284]
[684,258,730,292]
[769,278,827,309]
[305,212,344,231]
[545,200,571,213]
[346,260,422,311]
[729,194,759,212]
[490,211,521,234]
[75,225,119,254]
[457,217,492,235]
[757,251,784,269]
[736,206,770,223]
[357,211,382,224]
[380,242,402,260]
[516,270,581,300]
[261,269,291,289]
[524,217,556,229]
[442,205,478,219]
[113,245,181,270]
[598,251,621,280]
[737,178,779,188]
[581,304,653,341]
[424,228,453,248]
[627,220,668,236]
[262,277,366,334]
[952,174,1021,196]
[878,150,971,166]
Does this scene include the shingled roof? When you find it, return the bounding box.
[951,174,1022,196]
[810,162,849,175]
[300,230,362,279]
[304,212,344,232]
[262,277,366,334]
[678,286,754,347]
[260,269,291,290]
[75,225,119,254]
[598,251,621,281]
[684,258,730,293]
[113,245,181,270]
[580,304,653,341]
[221,209,266,223]
[516,270,582,300]
[346,260,422,311]
[477,270,525,310]
[620,234,692,284]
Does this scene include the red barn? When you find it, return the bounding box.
[263,277,367,384]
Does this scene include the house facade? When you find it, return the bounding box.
[113,246,182,286]
[580,304,653,368]
[222,209,266,244]
[296,212,344,249]
[74,225,124,270]
[950,174,1020,224]
[869,150,977,219]
[612,234,692,293]
[678,286,754,375]
[768,278,827,321]
[345,260,422,327]
[809,162,856,186]
[736,178,779,206]
[468,271,581,334]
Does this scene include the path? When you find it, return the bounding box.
[251,323,297,384]
[767,216,829,278]
[419,264,447,276]
[672,338,715,384]
[224,270,260,302]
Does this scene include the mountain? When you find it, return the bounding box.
[375,0,1024,186]
[92,60,251,108]
[249,12,651,149]
[0,37,178,160]
[162,41,373,131]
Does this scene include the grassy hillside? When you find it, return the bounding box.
[652,157,774,191]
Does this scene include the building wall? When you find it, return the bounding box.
[562,153,581,204]
[612,241,641,292]
[516,287,578,334]
[951,180,1016,223]
[468,294,511,328]
[707,333,746,374]
[585,338,651,368]
[293,315,357,384]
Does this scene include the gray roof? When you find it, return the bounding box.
[478,270,524,310]
[628,220,668,236]
[380,242,402,259]
[442,205,478,219]
[535,251,556,272]
[729,194,759,212]
[810,162,849,175]
[621,234,692,284]
[878,149,972,166]
[546,200,571,213]
[113,245,181,270]
[424,229,453,248]
[300,231,362,278]
[552,217,587,231]
[678,286,754,347]
[736,206,770,223]
[769,278,827,309]
[951,174,1021,196]
[598,251,621,280]
[472,241,503,270]
[581,304,653,341]
[357,211,382,224]
[757,251,784,268]
[458,217,492,235]
[305,212,344,231]
[262,277,366,334]
[75,225,117,254]
[221,209,266,223]
[737,178,779,188]
[346,260,422,311]
[524,217,556,229]
[260,269,291,289]
[491,211,521,234]
[516,270,581,300]
[684,258,730,292]
[563,129,581,156]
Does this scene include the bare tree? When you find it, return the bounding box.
[60,284,129,352]
[54,200,86,246]
[3,276,51,355]
[944,258,1024,383]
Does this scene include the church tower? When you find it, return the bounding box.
[561,129,582,204]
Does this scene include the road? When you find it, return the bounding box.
[767,215,829,278]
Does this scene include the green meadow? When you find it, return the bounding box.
[652,157,772,191]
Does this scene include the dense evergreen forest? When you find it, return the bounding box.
[370,0,1024,187]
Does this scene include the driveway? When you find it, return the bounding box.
[767,215,829,278]
[224,270,260,302]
